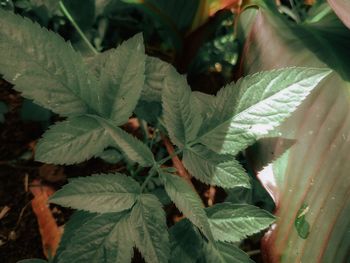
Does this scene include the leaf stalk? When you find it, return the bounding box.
[59,1,98,55]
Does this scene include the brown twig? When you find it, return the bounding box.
[161,134,193,186]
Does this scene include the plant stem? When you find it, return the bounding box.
[141,134,196,192]
[246,249,261,256]
[161,135,192,185]
[59,1,98,55]
[288,0,301,23]
[140,167,157,192]
[139,119,149,142]
[157,147,183,165]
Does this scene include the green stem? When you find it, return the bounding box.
[139,119,149,142]
[157,148,183,165]
[140,167,157,193]
[288,0,301,23]
[140,148,183,192]
[59,1,98,54]
[306,6,332,23]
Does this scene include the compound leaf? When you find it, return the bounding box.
[49,173,140,213]
[0,9,98,116]
[206,203,275,243]
[57,212,133,263]
[182,145,250,188]
[129,194,170,263]
[160,171,212,241]
[162,68,202,148]
[35,115,110,165]
[198,68,331,155]
[96,33,146,124]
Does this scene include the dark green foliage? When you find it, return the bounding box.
[0,7,332,263]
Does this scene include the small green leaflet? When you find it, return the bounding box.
[294,203,310,239]
[142,56,172,102]
[99,118,155,167]
[56,212,134,263]
[36,115,154,166]
[86,46,170,104]
[160,170,213,241]
[206,203,275,242]
[97,148,123,164]
[94,33,146,125]
[197,68,331,155]
[182,145,250,188]
[49,173,140,213]
[0,9,99,116]
[170,219,253,263]
[129,194,170,263]
[35,115,111,165]
[162,67,202,148]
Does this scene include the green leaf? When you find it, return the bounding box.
[134,100,162,126]
[35,115,110,165]
[198,67,331,155]
[0,9,98,116]
[99,119,154,167]
[295,9,350,81]
[57,212,134,263]
[20,99,51,124]
[0,101,8,123]
[169,219,203,263]
[56,211,95,257]
[328,0,350,29]
[151,187,171,206]
[182,145,250,188]
[200,241,253,263]
[142,56,172,102]
[170,219,253,263]
[192,91,216,119]
[162,67,202,148]
[96,148,123,164]
[129,194,170,263]
[50,173,140,213]
[239,8,350,262]
[160,170,213,241]
[95,33,146,124]
[87,53,168,103]
[206,203,275,242]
